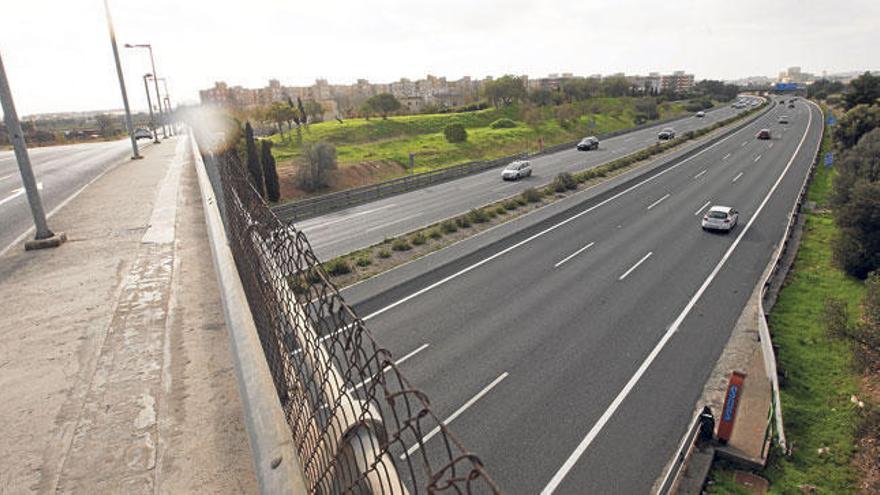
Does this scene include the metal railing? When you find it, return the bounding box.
[196,131,500,494]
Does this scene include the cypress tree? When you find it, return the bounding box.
[244,122,265,198]
[261,140,280,202]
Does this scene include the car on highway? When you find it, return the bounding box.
[133,128,153,140]
[501,160,532,181]
[756,128,771,140]
[695,111,705,118]
[658,128,676,140]
[788,103,795,108]
[702,206,739,232]
[576,136,599,151]
[778,115,790,124]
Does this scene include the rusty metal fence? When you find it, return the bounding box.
[201,141,499,494]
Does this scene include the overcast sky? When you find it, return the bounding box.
[1,0,877,116]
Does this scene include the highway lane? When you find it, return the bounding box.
[0,138,152,254]
[339,98,820,492]
[296,98,763,260]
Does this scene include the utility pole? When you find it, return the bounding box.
[103,0,141,160]
[0,51,66,249]
[142,74,160,143]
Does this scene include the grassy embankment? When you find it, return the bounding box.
[270,97,690,197]
[709,107,867,494]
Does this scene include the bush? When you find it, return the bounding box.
[495,205,508,215]
[428,229,443,239]
[455,216,472,228]
[552,172,578,192]
[297,142,337,192]
[324,258,351,277]
[521,187,542,203]
[355,256,372,267]
[468,208,489,223]
[441,220,458,233]
[503,199,519,210]
[444,123,468,143]
[391,238,411,251]
[515,196,528,206]
[484,207,497,219]
[411,232,427,245]
[489,118,518,129]
[377,249,391,258]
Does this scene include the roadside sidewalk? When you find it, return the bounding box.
[0,138,255,493]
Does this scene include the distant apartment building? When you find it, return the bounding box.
[777,66,815,84]
[660,71,695,93]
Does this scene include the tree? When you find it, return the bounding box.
[634,98,660,122]
[844,71,880,109]
[693,80,739,102]
[483,75,527,107]
[244,122,265,198]
[561,78,600,102]
[443,123,468,143]
[303,99,325,122]
[528,88,556,107]
[297,142,337,191]
[261,140,280,202]
[833,104,880,149]
[266,102,289,138]
[95,114,115,138]
[601,76,630,97]
[807,79,845,100]
[364,93,402,119]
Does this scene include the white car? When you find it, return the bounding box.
[702,206,739,232]
[778,115,790,124]
[501,160,532,181]
[133,128,153,140]
[695,111,706,118]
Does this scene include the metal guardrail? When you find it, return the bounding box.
[656,410,704,495]
[272,106,731,222]
[194,128,500,494]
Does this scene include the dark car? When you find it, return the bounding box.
[756,128,771,140]
[788,103,795,108]
[658,128,676,140]
[576,136,599,151]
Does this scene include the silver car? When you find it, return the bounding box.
[501,160,532,181]
[702,205,739,232]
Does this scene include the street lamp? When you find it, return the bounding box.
[142,73,160,144]
[151,76,174,136]
[103,0,140,159]
[124,42,166,139]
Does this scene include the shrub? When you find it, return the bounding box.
[377,249,391,258]
[441,220,458,233]
[324,258,351,277]
[391,238,412,251]
[515,196,528,206]
[484,208,497,219]
[456,216,472,228]
[552,172,578,192]
[297,142,337,192]
[495,205,508,215]
[468,208,489,223]
[428,229,443,239]
[444,123,468,143]
[355,256,372,267]
[489,118,518,129]
[411,232,427,245]
[521,187,542,203]
[503,199,519,210]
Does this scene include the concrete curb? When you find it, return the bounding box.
[189,131,308,494]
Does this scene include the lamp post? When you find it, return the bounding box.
[124,43,166,139]
[152,76,174,136]
[103,0,140,159]
[142,74,160,144]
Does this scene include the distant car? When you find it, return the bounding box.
[501,160,532,181]
[576,136,599,151]
[658,128,676,140]
[133,128,152,140]
[778,115,790,124]
[757,128,771,140]
[702,206,739,232]
[695,111,706,118]
[788,103,795,108]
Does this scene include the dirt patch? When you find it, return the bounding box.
[855,373,880,494]
[278,159,406,201]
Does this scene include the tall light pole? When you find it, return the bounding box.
[142,74,160,144]
[125,43,165,139]
[152,76,174,136]
[103,0,141,160]
[0,51,65,249]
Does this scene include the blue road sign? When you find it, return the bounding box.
[827,115,836,126]
[775,82,799,91]
[825,151,834,168]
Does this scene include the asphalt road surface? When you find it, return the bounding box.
[297,98,763,260]
[0,138,150,254]
[339,98,820,493]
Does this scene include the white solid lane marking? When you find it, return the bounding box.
[754,155,762,162]
[694,200,711,216]
[741,141,748,147]
[0,173,15,182]
[554,241,596,268]
[402,372,508,458]
[647,194,670,210]
[539,100,816,495]
[693,169,707,179]
[360,110,759,322]
[722,153,731,160]
[769,142,774,148]
[364,212,422,232]
[732,172,744,183]
[618,251,653,281]
[0,189,24,207]
[300,203,398,230]
[349,343,429,393]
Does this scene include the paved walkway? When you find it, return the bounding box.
[0,137,255,493]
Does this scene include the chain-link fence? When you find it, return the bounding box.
[201,140,499,494]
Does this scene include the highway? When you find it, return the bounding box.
[336,98,821,492]
[296,99,763,259]
[0,138,151,254]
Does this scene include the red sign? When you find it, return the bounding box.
[717,371,746,444]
